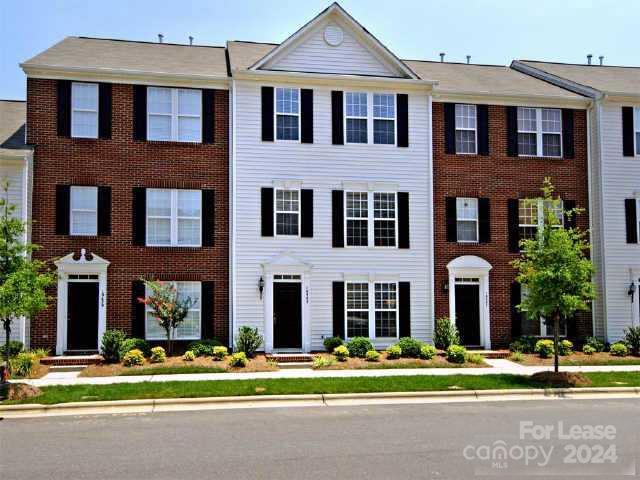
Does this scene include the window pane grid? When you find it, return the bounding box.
[70,186,97,236]
[147,189,201,246]
[346,283,369,338]
[373,94,395,145]
[375,283,397,337]
[71,83,98,138]
[275,88,299,141]
[147,87,202,142]
[346,192,369,246]
[275,189,299,236]
[145,281,201,340]
[517,107,562,157]
[456,197,478,242]
[373,192,396,247]
[346,92,368,144]
[636,108,640,155]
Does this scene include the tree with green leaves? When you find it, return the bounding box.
[512,178,595,373]
[0,181,55,375]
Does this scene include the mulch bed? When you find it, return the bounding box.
[513,352,640,366]
[530,371,592,388]
[313,352,488,369]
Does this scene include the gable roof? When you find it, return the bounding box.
[0,100,29,154]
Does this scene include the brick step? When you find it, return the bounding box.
[266,353,314,363]
[471,350,511,359]
[41,355,102,366]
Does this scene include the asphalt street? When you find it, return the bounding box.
[1,398,639,479]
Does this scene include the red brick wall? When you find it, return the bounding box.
[432,103,591,348]
[26,78,229,350]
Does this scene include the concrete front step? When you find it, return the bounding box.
[41,355,102,366]
[277,362,313,370]
[471,350,511,359]
[49,365,87,372]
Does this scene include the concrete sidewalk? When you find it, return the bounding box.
[19,358,640,387]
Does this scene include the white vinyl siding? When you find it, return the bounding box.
[71,82,98,139]
[146,189,201,247]
[70,186,97,236]
[517,107,562,158]
[275,88,300,141]
[147,87,202,142]
[455,104,476,154]
[456,197,478,243]
[145,281,201,340]
[274,189,300,236]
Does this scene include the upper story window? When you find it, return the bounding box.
[146,188,201,247]
[146,281,201,340]
[275,88,300,141]
[635,107,640,155]
[373,192,396,246]
[147,87,202,142]
[345,92,368,144]
[456,197,478,243]
[517,107,562,158]
[345,281,398,339]
[518,198,563,241]
[70,186,97,236]
[71,83,98,139]
[455,104,477,154]
[373,94,395,145]
[345,191,396,247]
[345,92,396,145]
[346,191,369,246]
[275,189,300,236]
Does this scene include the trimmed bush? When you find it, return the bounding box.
[122,349,145,367]
[323,336,343,352]
[313,355,337,368]
[510,351,524,362]
[333,345,349,361]
[9,352,36,377]
[397,337,424,358]
[0,340,23,358]
[466,353,484,365]
[583,336,605,353]
[558,340,574,356]
[419,344,437,360]
[212,346,228,361]
[446,345,467,364]
[235,326,263,358]
[509,335,538,354]
[623,326,640,356]
[183,350,196,361]
[150,346,166,363]
[386,344,402,359]
[346,337,374,358]
[229,352,248,368]
[365,350,380,362]
[610,342,629,357]
[100,329,126,363]
[582,344,596,355]
[187,339,223,357]
[119,338,151,358]
[434,317,460,350]
[535,339,555,359]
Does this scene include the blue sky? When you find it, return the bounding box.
[1,0,636,100]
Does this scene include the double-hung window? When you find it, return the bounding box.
[275,87,299,141]
[517,107,562,157]
[373,94,395,144]
[455,104,477,154]
[275,189,299,236]
[456,197,478,242]
[375,282,397,337]
[635,107,640,155]
[145,281,201,340]
[147,87,202,142]
[346,282,369,338]
[146,189,201,247]
[70,186,98,236]
[373,192,397,246]
[71,82,98,139]
[346,191,397,247]
[346,281,398,339]
[346,192,369,246]
[345,92,368,144]
[346,93,396,145]
[518,198,564,241]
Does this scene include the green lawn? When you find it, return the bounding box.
[3,372,640,405]
[120,366,227,376]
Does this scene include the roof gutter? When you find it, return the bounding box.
[433,90,591,108]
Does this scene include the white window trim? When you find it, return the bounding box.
[274,87,301,143]
[636,199,640,240]
[374,281,399,339]
[344,92,397,146]
[69,186,98,236]
[517,107,563,159]
[344,281,399,340]
[634,107,640,156]
[345,281,369,339]
[147,87,202,143]
[71,82,99,139]
[372,93,397,146]
[145,281,201,341]
[146,189,202,247]
[273,188,301,237]
[454,104,477,155]
[456,197,479,243]
[518,198,564,238]
[344,191,398,248]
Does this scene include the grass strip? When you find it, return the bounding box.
[119,366,227,376]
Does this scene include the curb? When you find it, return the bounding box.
[1,387,638,419]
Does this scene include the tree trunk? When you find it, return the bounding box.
[3,319,11,374]
[167,327,173,356]
[553,311,560,374]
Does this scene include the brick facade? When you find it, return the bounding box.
[26,78,229,351]
[432,102,591,348]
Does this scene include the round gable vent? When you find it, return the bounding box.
[324,25,344,47]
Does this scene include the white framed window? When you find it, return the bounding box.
[345,281,398,339]
[345,191,397,247]
[518,198,564,241]
[636,199,640,239]
[147,87,202,142]
[71,82,98,139]
[145,281,201,340]
[375,282,398,337]
[345,92,368,144]
[346,282,369,338]
[455,104,477,154]
[373,192,397,247]
[520,286,567,337]
[274,87,300,141]
[345,92,397,145]
[456,197,478,243]
[346,191,369,246]
[70,186,98,236]
[146,189,201,247]
[274,189,300,236]
[635,107,640,156]
[373,94,396,145]
[517,107,562,158]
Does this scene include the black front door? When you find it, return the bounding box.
[67,282,99,351]
[273,282,302,349]
[455,284,481,346]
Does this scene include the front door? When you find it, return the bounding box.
[455,283,481,346]
[273,282,302,349]
[67,282,99,351]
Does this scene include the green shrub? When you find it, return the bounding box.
[623,326,640,356]
[323,336,343,352]
[9,352,36,377]
[150,346,166,363]
[509,335,538,354]
[535,339,555,358]
[397,337,424,358]
[100,329,126,363]
[385,344,402,359]
[122,349,145,367]
[30,348,50,359]
[187,339,223,357]
[419,344,437,360]
[610,342,629,357]
[583,336,605,353]
[229,352,248,368]
[558,339,574,356]
[312,355,337,369]
[235,326,263,358]
[466,353,484,365]
[119,338,151,358]
[212,346,228,361]
[446,345,467,364]
[346,337,374,358]
[582,344,596,355]
[0,340,24,358]
[182,350,196,361]
[333,345,349,361]
[365,350,380,362]
[510,351,524,362]
[434,317,460,350]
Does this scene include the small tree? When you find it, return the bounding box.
[512,179,595,373]
[138,279,194,355]
[0,181,55,375]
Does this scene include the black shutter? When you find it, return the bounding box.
[57,80,71,137]
[506,106,518,157]
[397,192,410,248]
[510,282,522,338]
[622,106,635,157]
[562,109,574,159]
[133,85,147,141]
[261,86,274,142]
[399,282,411,337]
[301,89,313,144]
[479,198,491,243]
[397,93,409,147]
[261,187,274,237]
[132,187,146,246]
[477,104,489,155]
[202,89,216,144]
[445,197,457,242]
[97,186,112,236]
[55,185,70,235]
[563,199,576,230]
[201,281,214,339]
[332,190,344,247]
[331,91,344,145]
[444,103,456,154]
[508,199,520,253]
[98,83,112,139]
[625,199,638,243]
[202,189,215,246]
[332,282,345,338]
[300,189,313,238]
[132,281,146,338]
